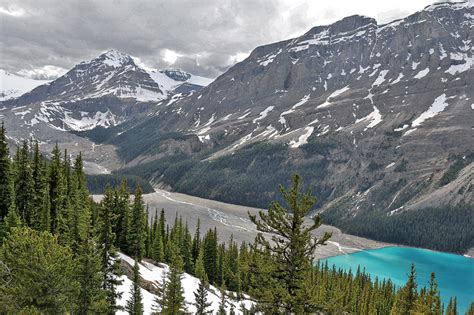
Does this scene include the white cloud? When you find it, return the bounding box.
[17,65,67,80]
[0,5,26,17]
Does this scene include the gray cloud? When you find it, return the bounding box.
[0,0,436,79]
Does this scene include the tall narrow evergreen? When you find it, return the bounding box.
[248,173,331,313]
[31,141,47,231]
[0,123,11,223]
[126,259,144,315]
[128,187,146,260]
[13,140,34,226]
[48,144,65,233]
[98,187,123,314]
[76,238,107,314]
[193,279,212,315]
[390,264,418,314]
[159,241,186,314]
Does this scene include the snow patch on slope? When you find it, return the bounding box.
[0,70,50,101]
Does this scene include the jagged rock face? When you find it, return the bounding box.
[0,50,212,173]
[134,1,473,212]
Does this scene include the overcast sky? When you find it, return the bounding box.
[1,0,444,79]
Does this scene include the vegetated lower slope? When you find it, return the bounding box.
[109,2,474,253]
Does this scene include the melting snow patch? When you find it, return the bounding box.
[412,61,420,70]
[391,73,404,84]
[317,86,350,108]
[414,68,430,79]
[289,127,314,148]
[372,70,389,87]
[394,124,409,132]
[445,55,473,75]
[258,49,282,66]
[412,94,449,127]
[355,106,382,130]
[385,162,396,169]
[252,106,274,123]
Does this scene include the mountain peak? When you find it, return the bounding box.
[161,68,192,82]
[98,49,134,68]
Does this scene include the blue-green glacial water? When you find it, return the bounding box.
[322,246,474,313]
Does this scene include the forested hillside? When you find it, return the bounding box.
[0,125,472,314]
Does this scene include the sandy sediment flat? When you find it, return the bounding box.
[94,189,388,260]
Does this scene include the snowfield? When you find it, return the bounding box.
[117,253,255,314]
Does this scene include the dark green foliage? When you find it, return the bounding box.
[193,279,212,315]
[158,241,186,314]
[76,238,108,314]
[391,264,418,314]
[438,154,473,187]
[323,204,474,253]
[86,173,154,194]
[0,123,11,223]
[0,227,78,314]
[249,173,331,313]
[128,187,147,260]
[126,259,144,315]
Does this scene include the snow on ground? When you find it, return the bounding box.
[445,54,473,75]
[117,253,255,314]
[257,49,282,66]
[317,86,350,108]
[279,94,310,127]
[414,67,430,79]
[252,106,274,123]
[289,126,314,148]
[411,93,449,127]
[355,106,382,130]
[0,70,50,101]
[372,70,389,87]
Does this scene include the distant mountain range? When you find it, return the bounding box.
[0,1,472,251]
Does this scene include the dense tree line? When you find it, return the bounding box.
[0,125,472,314]
[322,203,474,254]
[86,173,154,194]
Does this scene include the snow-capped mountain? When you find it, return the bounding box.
[0,70,50,101]
[7,50,212,106]
[0,50,212,173]
[108,1,473,218]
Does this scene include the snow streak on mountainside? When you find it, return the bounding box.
[0,70,50,101]
[112,1,473,218]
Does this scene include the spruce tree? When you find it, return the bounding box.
[13,140,34,226]
[391,263,418,314]
[48,144,66,233]
[126,259,144,315]
[0,122,11,223]
[0,227,78,314]
[193,279,212,315]
[128,187,146,260]
[218,284,227,315]
[76,238,107,314]
[248,173,331,313]
[466,301,473,315]
[160,241,186,314]
[31,141,47,231]
[98,187,123,314]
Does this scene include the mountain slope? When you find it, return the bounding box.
[0,70,50,101]
[107,1,473,252]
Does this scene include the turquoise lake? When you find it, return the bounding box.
[321,246,474,313]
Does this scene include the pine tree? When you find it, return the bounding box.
[465,301,473,315]
[0,227,78,314]
[248,173,331,313]
[31,141,48,231]
[76,238,108,314]
[13,140,34,226]
[0,122,11,223]
[218,284,227,315]
[425,272,442,315]
[126,259,144,315]
[98,187,123,314]
[203,228,218,284]
[152,213,165,262]
[116,180,130,251]
[194,247,207,281]
[128,187,146,260]
[391,263,418,314]
[160,241,186,314]
[48,144,66,233]
[193,279,212,315]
